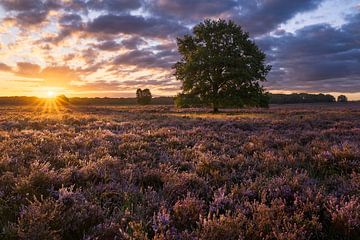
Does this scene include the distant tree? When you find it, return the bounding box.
[269,93,336,104]
[174,19,271,112]
[136,88,152,105]
[337,95,348,102]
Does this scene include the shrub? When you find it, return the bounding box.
[172,195,205,231]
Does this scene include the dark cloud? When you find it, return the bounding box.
[233,0,323,35]
[1,0,61,26]
[1,0,44,11]
[148,0,323,35]
[260,13,360,92]
[87,0,141,13]
[113,47,178,69]
[92,40,122,51]
[81,48,98,65]
[87,14,189,38]
[149,0,237,20]
[121,37,147,49]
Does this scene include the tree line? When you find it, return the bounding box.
[174,93,348,107]
[0,93,348,106]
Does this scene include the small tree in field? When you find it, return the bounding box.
[337,95,348,103]
[174,19,271,112]
[136,88,152,105]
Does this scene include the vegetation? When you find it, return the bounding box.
[0,97,40,106]
[0,104,359,239]
[338,95,348,102]
[136,89,152,105]
[174,19,271,112]
[174,93,205,108]
[0,93,346,108]
[269,93,336,104]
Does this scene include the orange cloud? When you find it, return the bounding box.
[11,62,80,87]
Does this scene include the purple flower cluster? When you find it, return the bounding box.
[0,104,360,239]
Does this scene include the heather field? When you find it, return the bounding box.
[1,103,360,240]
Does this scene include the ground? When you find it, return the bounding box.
[0,103,359,239]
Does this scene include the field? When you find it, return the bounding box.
[0,103,360,239]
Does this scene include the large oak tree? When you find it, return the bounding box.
[174,19,271,112]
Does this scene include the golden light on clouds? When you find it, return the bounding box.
[0,0,359,98]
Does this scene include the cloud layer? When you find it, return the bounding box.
[0,0,359,96]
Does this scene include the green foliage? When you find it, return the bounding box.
[136,88,152,105]
[174,93,204,108]
[174,19,271,111]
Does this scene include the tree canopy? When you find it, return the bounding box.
[174,19,271,112]
[136,88,152,105]
[337,95,348,102]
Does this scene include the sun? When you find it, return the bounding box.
[47,91,55,98]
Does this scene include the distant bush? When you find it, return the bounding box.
[337,95,348,102]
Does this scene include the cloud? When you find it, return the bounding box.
[15,62,42,78]
[0,63,12,72]
[233,0,323,35]
[41,66,80,86]
[113,47,178,69]
[0,0,359,96]
[121,37,147,49]
[10,62,80,86]
[149,0,237,20]
[86,14,189,38]
[259,13,360,92]
[92,40,122,51]
[121,79,176,87]
[148,0,324,35]
[1,0,61,26]
[87,0,142,13]
[71,80,120,91]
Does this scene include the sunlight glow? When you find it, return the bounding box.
[47,91,55,98]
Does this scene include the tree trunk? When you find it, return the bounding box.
[212,101,219,113]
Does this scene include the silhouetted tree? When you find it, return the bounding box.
[337,95,348,102]
[269,93,336,104]
[136,88,152,105]
[174,19,271,112]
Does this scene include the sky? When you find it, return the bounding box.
[0,0,359,99]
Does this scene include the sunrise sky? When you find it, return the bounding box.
[0,0,359,99]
